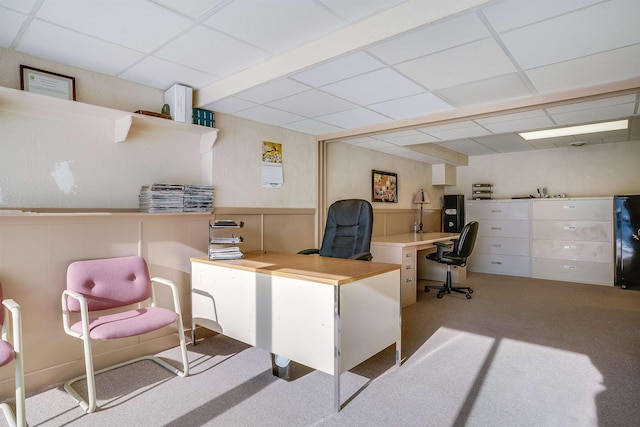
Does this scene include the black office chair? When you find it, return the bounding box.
[424,221,478,299]
[298,199,373,261]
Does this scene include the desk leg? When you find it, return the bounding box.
[334,286,341,412]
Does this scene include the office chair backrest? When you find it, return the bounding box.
[319,199,373,259]
[66,256,153,312]
[455,221,479,258]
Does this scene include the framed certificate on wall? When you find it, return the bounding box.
[20,65,76,100]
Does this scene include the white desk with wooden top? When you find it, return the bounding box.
[370,232,460,306]
[190,251,401,412]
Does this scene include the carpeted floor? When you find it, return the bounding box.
[5,273,640,426]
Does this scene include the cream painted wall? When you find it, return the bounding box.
[447,140,640,200]
[326,141,443,209]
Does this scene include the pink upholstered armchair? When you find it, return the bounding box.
[0,282,25,427]
[61,256,189,413]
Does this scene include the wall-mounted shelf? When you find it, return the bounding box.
[0,86,218,152]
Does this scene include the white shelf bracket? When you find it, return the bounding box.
[200,130,219,153]
[114,115,133,143]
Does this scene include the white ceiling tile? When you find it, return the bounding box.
[203,0,344,54]
[500,0,640,69]
[418,121,478,133]
[291,51,384,87]
[0,7,26,47]
[368,12,490,65]
[340,136,379,145]
[17,20,144,76]
[437,139,497,156]
[551,103,636,125]
[368,93,454,120]
[396,38,517,90]
[237,78,310,104]
[202,97,256,114]
[151,0,225,19]
[376,145,429,161]
[155,25,270,78]
[474,133,534,153]
[436,73,532,107]
[120,56,217,90]
[481,116,555,134]
[0,0,37,13]
[379,132,440,146]
[318,0,406,22]
[546,95,637,115]
[424,123,492,140]
[36,0,193,53]
[322,68,425,105]
[233,105,306,126]
[268,89,357,118]
[281,119,344,135]
[526,44,640,94]
[475,109,548,125]
[316,107,390,128]
[352,140,397,150]
[482,0,602,33]
[525,135,577,150]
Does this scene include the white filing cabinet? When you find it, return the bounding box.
[531,197,614,286]
[466,199,531,277]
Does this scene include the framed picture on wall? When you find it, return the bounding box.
[372,170,397,203]
[20,65,76,100]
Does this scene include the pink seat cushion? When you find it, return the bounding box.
[0,340,15,367]
[70,307,178,340]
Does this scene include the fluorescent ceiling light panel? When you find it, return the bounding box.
[519,119,628,140]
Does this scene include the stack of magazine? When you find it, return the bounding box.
[209,219,244,260]
[139,184,214,213]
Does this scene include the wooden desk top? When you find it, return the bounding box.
[191,251,400,286]
[370,232,459,248]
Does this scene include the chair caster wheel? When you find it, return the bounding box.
[424,286,430,293]
[469,289,473,294]
[437,293,443,299]
[466,293,471,299]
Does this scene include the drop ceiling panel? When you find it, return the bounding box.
[17,20,144,75]
[546,94,637,115]
[152,0,225,19]
[367,12,490,65]
[322,68,425,105]
[237,78,310,104]
[281,119,343,135]
[290,52,384,87]
[234,105,305,126]
[525,44,640,94]
[120,56,218,90]
[500,0,640,69]
[0,7,25,47]
[436,73,532,108]
[437,139,496,156]
[423,123,492,140]
[377,131,440,146]
[36,0,193,53]
[0,0,37,13]
[350,140,396,150]
[473,133,533,153]
[202,0,345,54]
[368,93,454,120]
[316,107,389,129]
[267,89,357,118]
[202,97,256,114]
[395,38,517,90]
[482,0,602,33]
[155,25,270,78]
[475,109,548,124]
[480,115,555,134]
[318,0,407,22]
[550,103,636,125]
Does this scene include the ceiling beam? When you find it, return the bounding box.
[194,0,491,107]
[405,143,468,166]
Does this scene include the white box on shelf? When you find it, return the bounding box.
[164,84,193,122]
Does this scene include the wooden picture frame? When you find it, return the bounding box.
[20,65,76,100]
[372,170,398,203]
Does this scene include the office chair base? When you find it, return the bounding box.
[425,284,473,299]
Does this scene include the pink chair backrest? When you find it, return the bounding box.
[66,256,152,312]
[0,281,3,325]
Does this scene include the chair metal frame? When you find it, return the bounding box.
[1,296,25,427]
[61,262,189,414]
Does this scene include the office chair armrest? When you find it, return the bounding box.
[349,251,373,261]
[1,298,21,347]
[151,277,182,316]
[297,248,320,255]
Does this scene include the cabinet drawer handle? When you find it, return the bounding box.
[405,265,412,270]
[563,225,577,231]
[491,261,502,265]
[405,252,413,258]
[405,277,413,282]
[563,265,577,269]
[491,227,502,230]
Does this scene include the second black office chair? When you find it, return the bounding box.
[424,221,478,299]
[298,199,373,261]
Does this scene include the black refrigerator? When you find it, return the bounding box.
[615,195,640,289]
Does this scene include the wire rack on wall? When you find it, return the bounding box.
[472,183,493,200]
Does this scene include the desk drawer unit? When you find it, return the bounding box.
[466,200,531,277]
[531,197,613,286]
[400,247,417,307]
